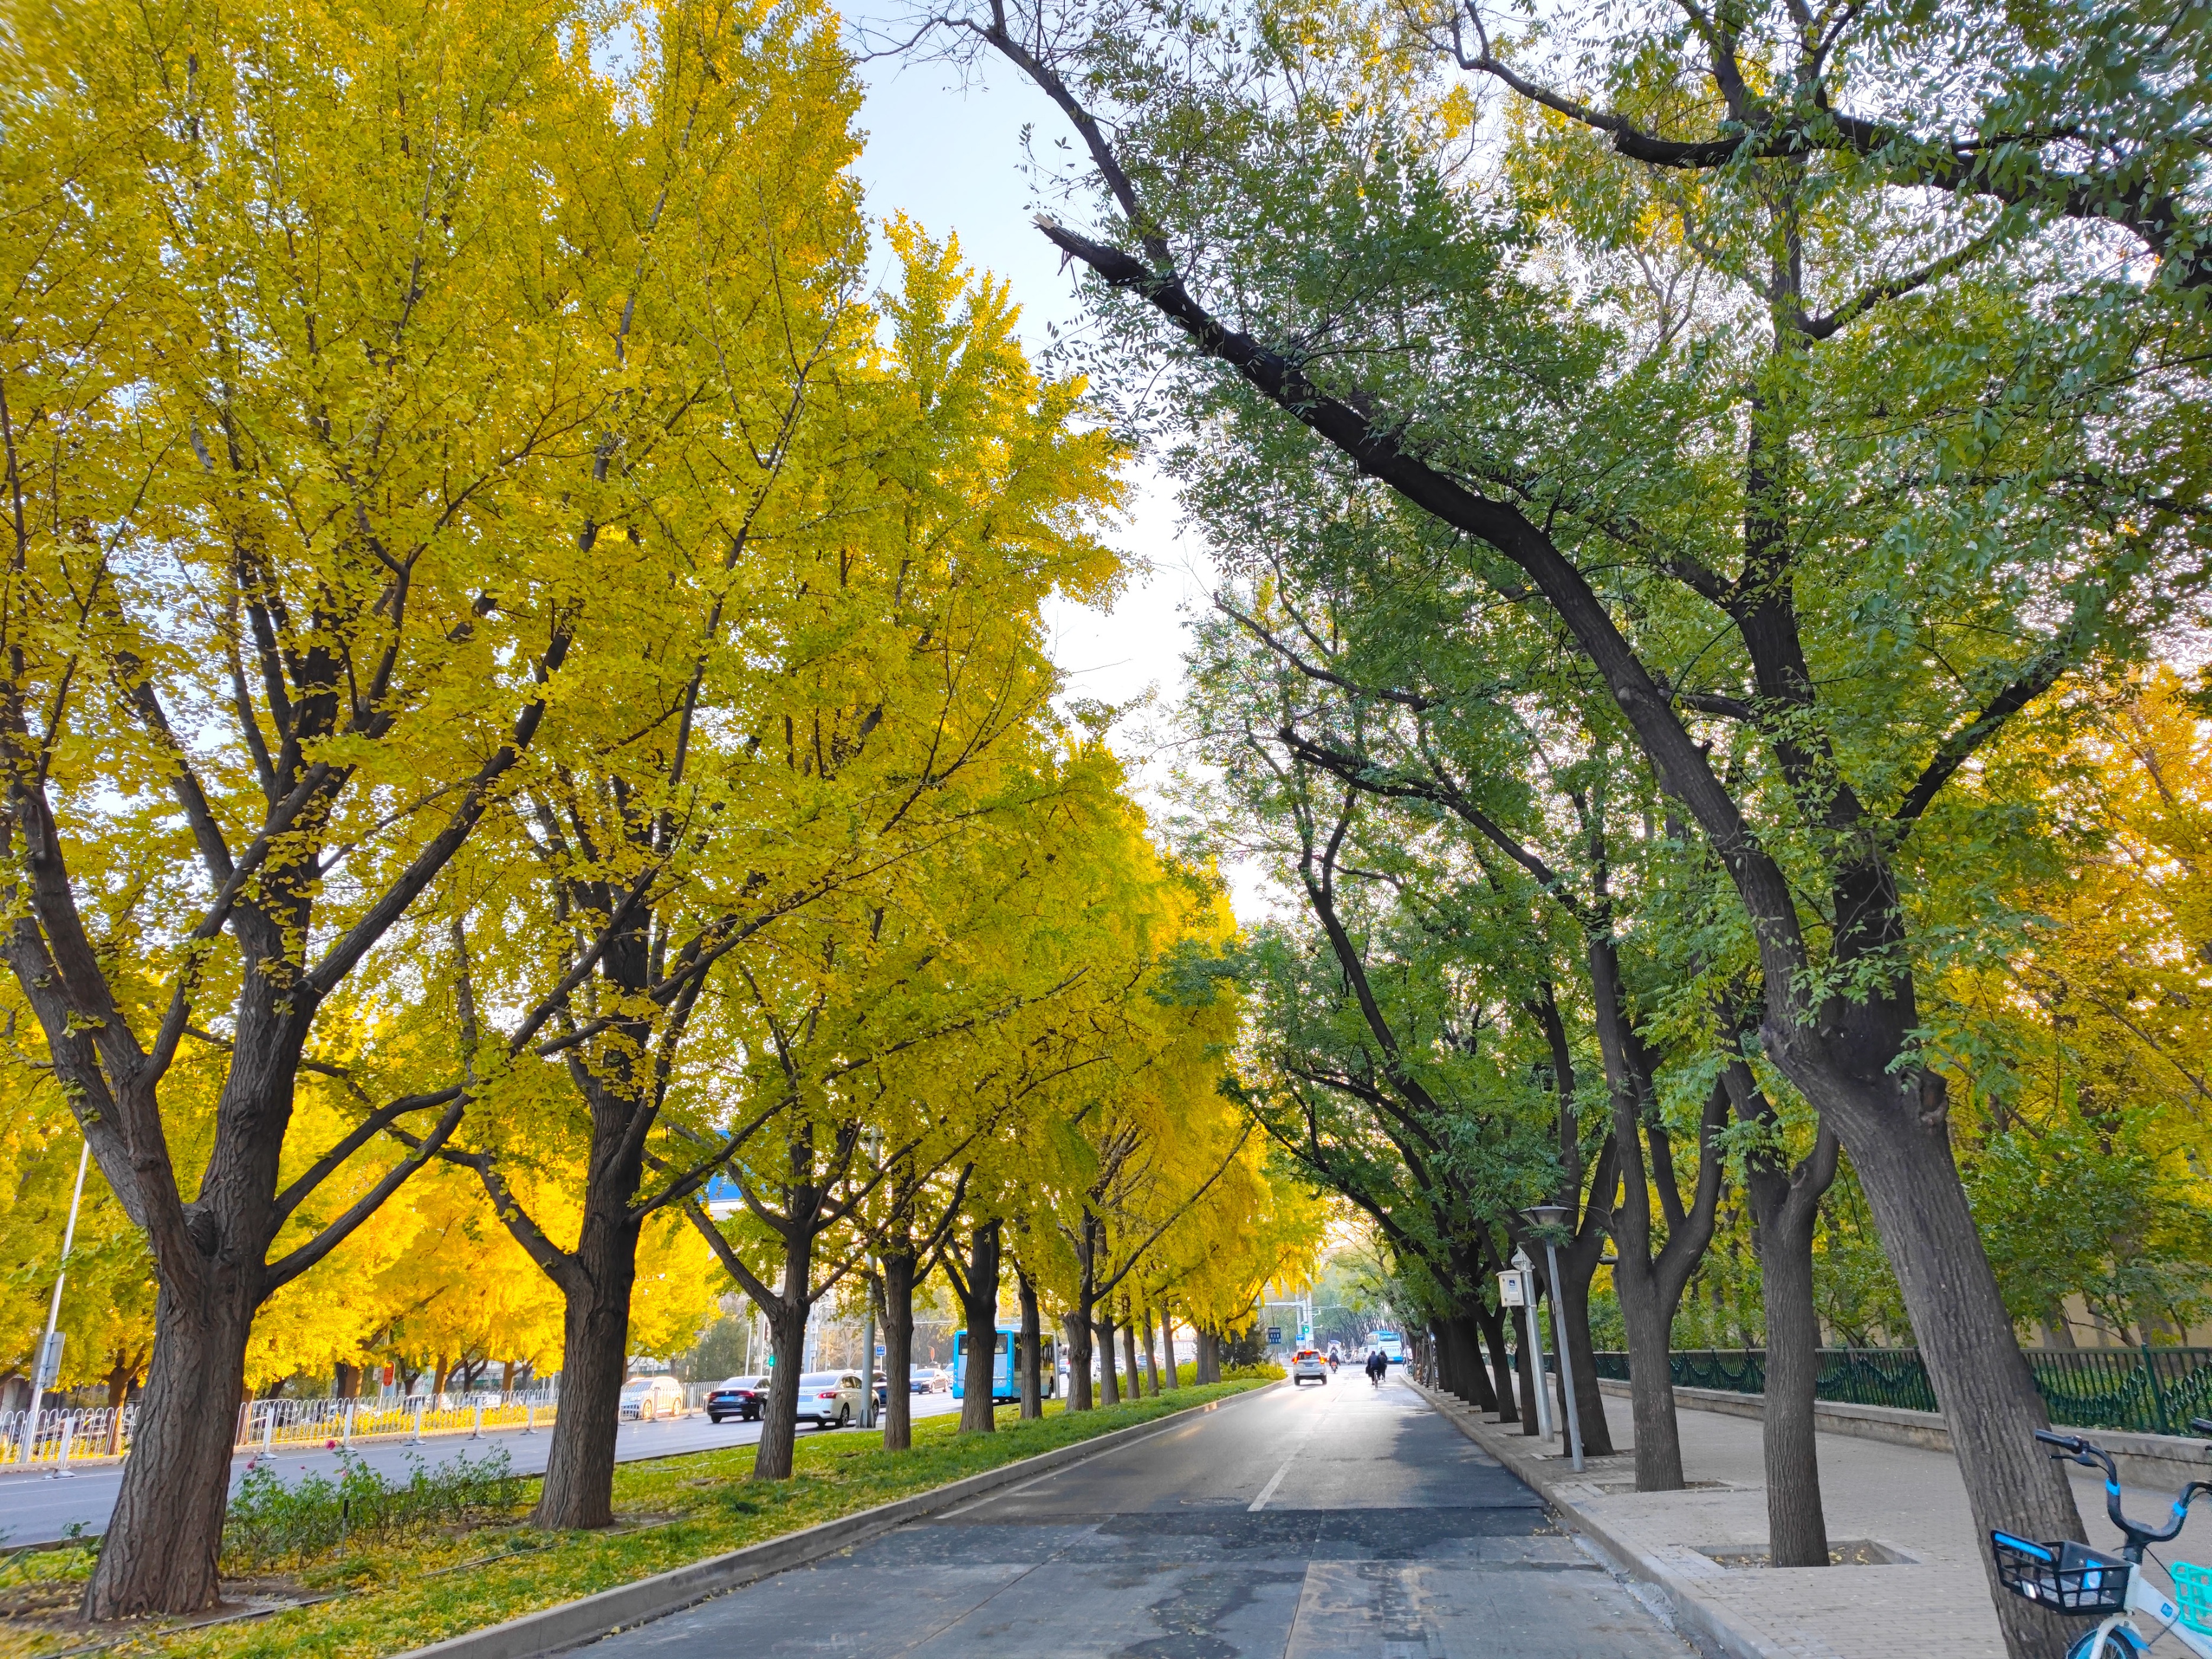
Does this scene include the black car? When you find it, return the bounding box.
[706,1375,768,1423]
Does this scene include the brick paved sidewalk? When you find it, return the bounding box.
[1416,1383,2212,1659]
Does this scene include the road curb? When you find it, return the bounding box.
[1408,1378,1769,1659]
[393,1382,1285,1659]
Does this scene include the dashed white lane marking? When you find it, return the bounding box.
[1249,1383,1339,1512]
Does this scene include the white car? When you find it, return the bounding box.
[796,1370,865,1429]
[1290,1349,1329,1386]
[619,1374,686,1421]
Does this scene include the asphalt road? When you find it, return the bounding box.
[590,1374,1691,1658]
[0,1390,963,1548]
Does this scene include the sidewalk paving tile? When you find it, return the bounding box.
[1419,1384,2212,1659]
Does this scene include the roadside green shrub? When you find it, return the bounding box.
[222,1449,523,1571]
[1222,1361,1285,1381]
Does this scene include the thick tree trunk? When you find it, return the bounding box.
[1613,1257,1688,1489]
[81,1270,254,1619]
[1123,1316,1144,1400]
[1016,1269,1042,1419]
[1195,1325,1220,1384]
[1790,1058,2082,1655]
[882,1250,916,1450]
[1064,1310,1095,1410]
[1158,1304,1177,1389]
[1141,1309,1161,1395]
[534,1203,643,1527]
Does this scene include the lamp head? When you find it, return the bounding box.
[1521,1203,1572,1233]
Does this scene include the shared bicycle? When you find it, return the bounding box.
[1991,1416,2212,1658]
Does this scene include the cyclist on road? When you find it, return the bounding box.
[1365,1349,1387,1387]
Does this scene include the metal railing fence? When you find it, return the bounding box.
[232,1390,560,1454]
[1586,1346,2212,1438]
[1,1389,561,1469]
[0,1405,130,1466]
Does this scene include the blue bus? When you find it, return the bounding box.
[1368,1328,1405,1364]
[951,1328,1058,1402]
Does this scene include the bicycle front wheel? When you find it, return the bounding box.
[2066,1627,2145,1659]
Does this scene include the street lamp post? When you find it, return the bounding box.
[1520,1205,1584,1473]
[1506,1248,1553,1439]
[20,1140,91,1468]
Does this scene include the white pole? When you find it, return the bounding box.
[861,1272,877,1431]
[1513,1255,1554,1439]
[20,1140,91,1467]
[49,1414,75,1478]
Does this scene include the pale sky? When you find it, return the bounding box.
[842,24,1224,816]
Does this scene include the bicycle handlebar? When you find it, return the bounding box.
[2036,1428,2201,1552]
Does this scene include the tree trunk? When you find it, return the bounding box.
[1096,1314,1120,1405]
[1476,1299,1517,1422]
[1141,1308,1161,1395]
[1430,1319,1455,1397]
[1588,934,1726,1493]
[1793,1061,2083,1655]
[1158,1303,1177,1389]
[1722,1053,1839,1567]
[1196,1326,1220,1384]
[533,1200,643,1527]
[1064,1310,1094,1410]
[955,1221,1000,1433]
[81,1270,254,1619]
[1122,1315,1144,1400]
[882,1249,917,1450]
[1447,1315,1496,1410]
[1759,1176,1830,1565]
[1016,1269,1042,1419]
[748,1219,818,1482]
[1551,1263,1614,1455]
[1513,1321,1540,1436]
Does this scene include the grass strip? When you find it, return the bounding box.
[15,1380,1267,1659]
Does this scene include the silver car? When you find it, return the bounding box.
[619,1374,686,1421]
[795,1370,864,1429]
